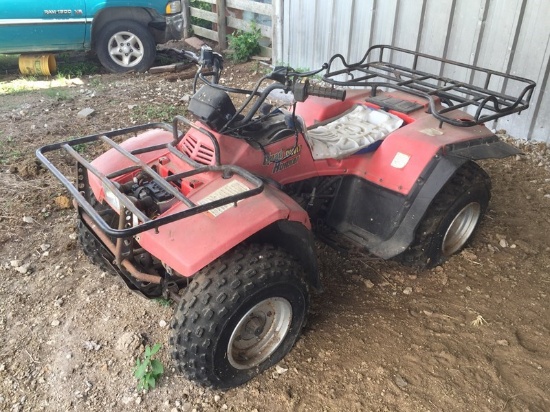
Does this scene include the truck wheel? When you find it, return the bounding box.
[170,244,309,389]
[399,161,491,268]
[95,20,156,73]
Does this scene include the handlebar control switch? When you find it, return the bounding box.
[293,80,309,102]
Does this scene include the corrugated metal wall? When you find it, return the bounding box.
[278,0,550,142]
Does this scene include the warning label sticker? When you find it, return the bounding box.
[198,180,249,217]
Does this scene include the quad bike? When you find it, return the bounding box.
[37,45,535,389]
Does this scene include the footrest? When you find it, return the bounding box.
[366,96,423,114]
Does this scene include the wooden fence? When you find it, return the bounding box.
[182,0,274,57]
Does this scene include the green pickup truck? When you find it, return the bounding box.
[0,1,183,72]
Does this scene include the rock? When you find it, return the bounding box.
[499,239,509,248]
[77,108,95,119]
[403,287,413,295]
[184,36,205,50]
[115,332,142,356]
[51,319,60,327]
[363,279,375,289]
[275,365,288,374]
[496,339,509,346]
[10,260,22,268]
[15,263,31,274]
[461,250,478,261]
[159,320,167,328]
[23,216,34,224]
[135,397,142,405]
[54,196,72,209]
[83,341,102,351]
[395,374,408,389]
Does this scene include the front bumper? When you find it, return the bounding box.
[150,13,184,43]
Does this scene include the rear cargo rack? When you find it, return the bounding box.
[322,45,536,127]
[36,116,264,238]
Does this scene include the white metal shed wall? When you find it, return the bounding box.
[277,0,550,142]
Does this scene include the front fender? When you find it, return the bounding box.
[136,177,311,278]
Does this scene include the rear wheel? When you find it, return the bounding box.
[170,244,309,389]
[398,161,491,268]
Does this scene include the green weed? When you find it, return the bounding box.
[43,88,71,100]
[227,23,261,63]
[57,60,101,78]
[133,343,164,391]
[154,298,172,307]
[0,136,23,165]
[131,104,182,123]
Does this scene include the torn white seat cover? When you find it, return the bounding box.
[305,105,403,160]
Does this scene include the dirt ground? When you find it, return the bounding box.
[1,51,549,412]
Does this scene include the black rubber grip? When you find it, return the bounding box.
[308,85,346,101]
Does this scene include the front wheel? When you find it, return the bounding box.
[95,20,156,73]
[398,161,491,268]
[170,244,309,389]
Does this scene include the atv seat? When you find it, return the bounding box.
[305,105,403,160]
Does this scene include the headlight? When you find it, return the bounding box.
[103,184,121,212]
[166,1,182,14]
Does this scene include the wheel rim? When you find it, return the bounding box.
[227,297,292,370]
[442,202,481,256]
[107,31,144,68]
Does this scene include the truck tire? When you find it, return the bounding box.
[398,161,491,268]
[95,20,156,73]
[170,244,309,389]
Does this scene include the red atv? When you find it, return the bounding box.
[37,45,535,389]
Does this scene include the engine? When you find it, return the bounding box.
[121,174,177,218]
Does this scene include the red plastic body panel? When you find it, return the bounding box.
[184,90,495,196]
[88,129,310,278]
[137,181,309,277]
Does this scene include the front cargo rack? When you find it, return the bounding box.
[36,116,264,238]
[322,44,536,127]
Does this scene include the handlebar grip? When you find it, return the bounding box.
[307,85,346,101]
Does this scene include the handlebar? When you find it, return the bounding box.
[293,80,346,102]
[193,62,347,133]
[307,84,346,101]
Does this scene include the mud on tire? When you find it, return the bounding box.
[170,244,309,390]
[398,161,491,268]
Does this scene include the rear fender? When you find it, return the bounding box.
[346,136,520,259]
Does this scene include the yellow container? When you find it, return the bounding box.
[18,54,57,76]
